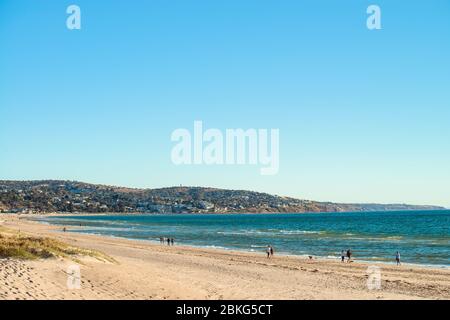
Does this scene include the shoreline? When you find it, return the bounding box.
[37,228,450,271]
[1,214,449,300]
[31,213,450,270]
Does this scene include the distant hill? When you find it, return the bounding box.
[0,180,445,214]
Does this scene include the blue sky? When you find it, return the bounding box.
[1,1,449,207]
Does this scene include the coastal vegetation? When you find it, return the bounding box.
[0,226,113,262]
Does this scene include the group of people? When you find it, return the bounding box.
[340,249,402,265]
[265,245,274,258]
[340,249,353,262]
[160,237,174,246]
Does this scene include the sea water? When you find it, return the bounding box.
[38,210,450,267]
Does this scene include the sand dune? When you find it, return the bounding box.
[0,215,449,300]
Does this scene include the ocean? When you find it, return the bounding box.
[38,210,450,267]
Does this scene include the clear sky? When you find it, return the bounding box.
[1,1,449,207]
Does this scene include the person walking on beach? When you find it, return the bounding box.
[395,251,401,266]
[346,249,352,262]
[270,246,274,258]
[170,238,174,246]
[266,245,271,259]
[341,250,345,262]
[167,237,171,246]
[160,237,164,244]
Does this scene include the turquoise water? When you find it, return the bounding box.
[39,210,450,267]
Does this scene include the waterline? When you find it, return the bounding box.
[36,210,450,267]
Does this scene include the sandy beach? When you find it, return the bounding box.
[0,214,449,300]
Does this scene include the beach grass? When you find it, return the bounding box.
[0,226,115,263]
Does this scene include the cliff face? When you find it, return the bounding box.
[0,180,445,214]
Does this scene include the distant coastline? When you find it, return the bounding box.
[0,180,446,214]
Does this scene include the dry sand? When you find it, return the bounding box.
[0,214,449,300]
